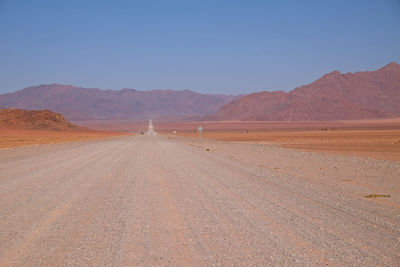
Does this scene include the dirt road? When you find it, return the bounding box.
[1,135,399,266]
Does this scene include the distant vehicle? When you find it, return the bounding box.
[198,126,203,139]
[146,119,157,135]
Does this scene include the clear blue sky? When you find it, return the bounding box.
[0,0,399,95]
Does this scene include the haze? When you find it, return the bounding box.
[1,0,399,94]
[1,1,400,266]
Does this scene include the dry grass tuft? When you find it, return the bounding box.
[364,194,391,198]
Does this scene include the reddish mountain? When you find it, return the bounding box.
[0,108,83,131]
[210,62,400,121]
[0,85,236,121]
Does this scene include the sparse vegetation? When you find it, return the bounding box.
[364,194,391,198]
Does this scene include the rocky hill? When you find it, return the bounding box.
[210,62,400,121]
[0,108,83,131]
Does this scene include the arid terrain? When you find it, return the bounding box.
[79,118,400,162]
[1,63,399,122]
[1,113,399,265]
[0,84,236,121]
[0,129,126,149]
[0,134,399,266]
[1,1,398,265]
[210,62,400,121]
[0,109,126,149]
[177,129,400,162]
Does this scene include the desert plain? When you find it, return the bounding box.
[1,1,399,265]
[0,128,126,149]
[181,129,400,162]
[79,118,400,161]
[1,118,399,265]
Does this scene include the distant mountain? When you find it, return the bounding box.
[0,108,83,131]
[0,85,237,121]
[209,62,400,121]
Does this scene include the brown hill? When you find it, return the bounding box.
[0,85,237,121]
[0,108,83,131]
[210,62,400,121]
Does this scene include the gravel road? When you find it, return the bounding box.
[0,135,399,266]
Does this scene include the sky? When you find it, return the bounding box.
[0,0,399,95]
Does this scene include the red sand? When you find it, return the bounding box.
[0,129,128,149]
[5,119,400,161]
[176,130,400,162]
[75,118,400,133]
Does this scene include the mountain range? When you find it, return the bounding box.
[210,62,400,121]
[0,62,399,122]
[0,85,236,121]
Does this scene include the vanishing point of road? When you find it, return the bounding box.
[0,135,399,266]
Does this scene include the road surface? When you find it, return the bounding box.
[0,135,399,266]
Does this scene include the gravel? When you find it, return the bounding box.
[0,135,399,266]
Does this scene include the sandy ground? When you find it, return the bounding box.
[75,117,400,132]
[0,135,399,266]
[0,129,128,149]
[178,130,400,162]
[74,119,400,161]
